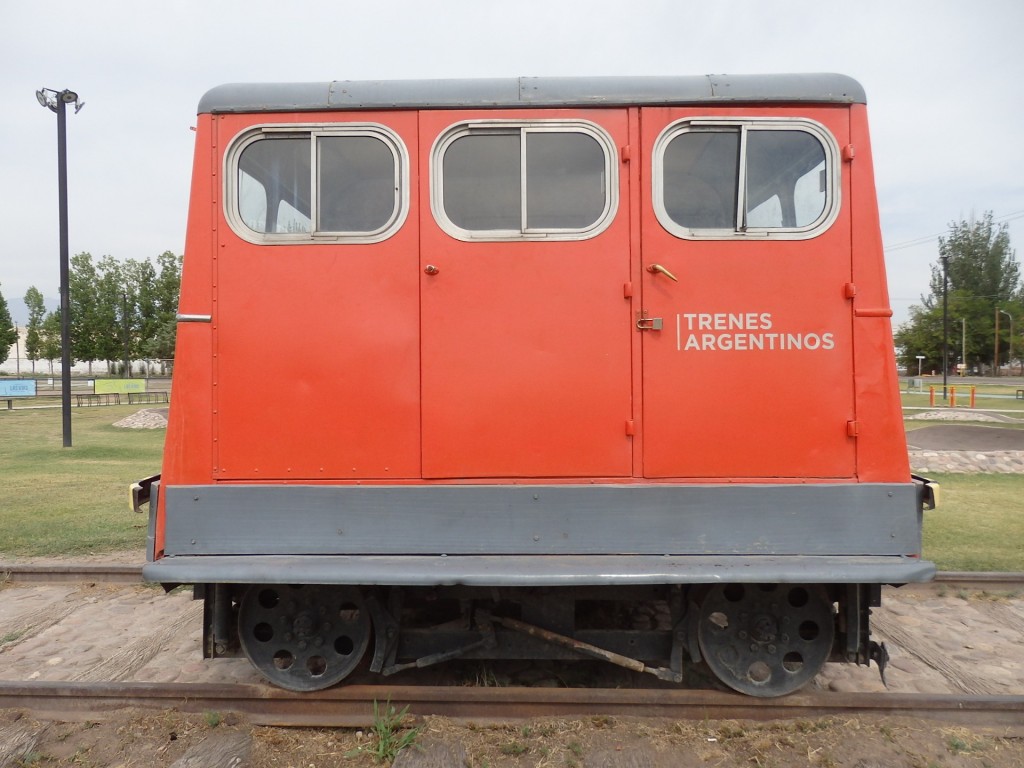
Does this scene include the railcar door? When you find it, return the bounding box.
[213,113,421,480]
[419,110,634,478]
[639,107,856,478]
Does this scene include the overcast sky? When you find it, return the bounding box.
[2,0,1022,327]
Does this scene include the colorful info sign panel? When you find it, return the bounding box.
[0,380,37,397]
[95,379,147,394]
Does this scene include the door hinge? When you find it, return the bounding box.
[624,281,633,298]
[847,420,860,438]
[844,282,857,299]
[620,145,631,163]
[625,419,635,436]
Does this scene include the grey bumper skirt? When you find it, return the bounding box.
[143,554,935,587]
[161,482,928,557]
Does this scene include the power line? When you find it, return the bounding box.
[883,209,1024,253]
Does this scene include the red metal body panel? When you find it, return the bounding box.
[156,115,218,556]
[846,104,911,482]
[212,112,421,481]
[638,106,855,479]
[418,109,633,478]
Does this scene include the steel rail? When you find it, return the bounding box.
[2,563,1023,588]
[0,563,143,584]
[933,572,1024,591]
[0,681,1021,728]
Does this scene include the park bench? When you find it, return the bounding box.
[127,391,169,405]
[75,392,121,406]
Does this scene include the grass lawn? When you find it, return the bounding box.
[922,473,1024,572]
[0,405,164,558]
[1,406,1021,572]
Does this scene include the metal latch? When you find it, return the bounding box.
[129,473,160,513]
[636,317,663,331]
[912,474,940,510]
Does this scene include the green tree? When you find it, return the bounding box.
[39,310,67,374]
[895,213,1021,374]
[69,252,102,371]
[23,286,46,374]
[94,255,128,370]
[144,251,182,361]
[123,257,158,372]
[926,212,1019,309]
[0,283,16,364]
[64,250,183,375]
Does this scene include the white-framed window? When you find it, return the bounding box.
[431,120,618,241]
[653,118,840,240]
[225,124,409,245]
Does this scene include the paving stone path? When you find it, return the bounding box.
[910,449,1024,473]
[905,409,1024,473]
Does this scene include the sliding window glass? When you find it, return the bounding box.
[433,121,616,241]
[227,125,408,245]
[654,119,839,240]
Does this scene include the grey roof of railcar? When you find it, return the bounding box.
[198,74,866,114]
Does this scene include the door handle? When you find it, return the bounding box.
[646,264,678,282]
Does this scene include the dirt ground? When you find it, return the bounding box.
[2,708,1024,768]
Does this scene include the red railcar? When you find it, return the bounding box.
[141,75,936,696]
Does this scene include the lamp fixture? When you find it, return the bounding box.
[36,88,84,114]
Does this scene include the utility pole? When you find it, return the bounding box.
[995,307,1000,377]
[1000,309,1013,377]
[942,255,948,398]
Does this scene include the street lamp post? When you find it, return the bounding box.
[999,309,1014,377]
[36,87,83,448]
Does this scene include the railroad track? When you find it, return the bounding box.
[0,681,1022,728]
[1,567,1021,728]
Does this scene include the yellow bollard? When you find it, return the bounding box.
[950,386,956,408]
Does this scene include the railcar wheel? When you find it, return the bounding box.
[238,584,371,692]
[697,583,834,697]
